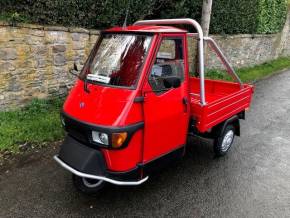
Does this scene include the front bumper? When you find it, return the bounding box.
[54,136,148,186]
[54,155,148,185]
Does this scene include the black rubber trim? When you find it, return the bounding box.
[107,167,141,181]
[219,115,239,137]
[59,135,107,176]
[139,146,185,176]
[108,145,185,180]
[133,96,144,103]
[61,111,144,150]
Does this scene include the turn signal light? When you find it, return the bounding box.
[112,132,127,148]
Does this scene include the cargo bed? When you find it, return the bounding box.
[189,77,254,133]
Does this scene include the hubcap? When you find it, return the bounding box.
[221,130,234,152]
[82,177,103,188]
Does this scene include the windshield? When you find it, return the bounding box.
[79,33,152,88]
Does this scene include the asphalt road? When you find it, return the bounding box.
[1,70,290,218]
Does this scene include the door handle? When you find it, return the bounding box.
[182,97,188,113]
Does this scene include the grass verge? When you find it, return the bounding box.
[0,56,290,153]
[0,98,65,152]
[206,56,290,82]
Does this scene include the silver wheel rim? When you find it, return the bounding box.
[221,130,234,152]
[82,177,103,188]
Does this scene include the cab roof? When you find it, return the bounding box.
[105,25,188,33]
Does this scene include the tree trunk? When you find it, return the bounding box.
[201,0,213,36]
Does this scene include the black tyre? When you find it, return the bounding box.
[214,124,235,156]
[72,175,105,194]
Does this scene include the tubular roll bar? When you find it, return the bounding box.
[134,19,206,105]
[204,37,243,88]
[134,18,243,106]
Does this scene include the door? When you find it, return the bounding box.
[142,34,190,163]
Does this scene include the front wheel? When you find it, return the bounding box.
[214,124,235,156]
[72,175,105,194]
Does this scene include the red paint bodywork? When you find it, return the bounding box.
[63,25,254,173]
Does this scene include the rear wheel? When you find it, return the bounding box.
[72,175,105,194]
[214,124,235,156]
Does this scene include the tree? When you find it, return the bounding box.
[201,0,213,36]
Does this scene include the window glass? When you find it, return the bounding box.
[79,34,152,88]
[149,38,185,93]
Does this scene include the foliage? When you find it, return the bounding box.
[0,98,65,152]
[0,0,158,29]
[0,11,30,25]
[211,0,287,34]
[152,0,202,21]
[256,0,288,33]
[0,0,287,34]
[210,0,258,34]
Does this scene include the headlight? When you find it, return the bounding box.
[92,131,109,145]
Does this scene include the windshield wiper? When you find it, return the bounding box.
[84,78,90,93]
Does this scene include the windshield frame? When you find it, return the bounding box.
[78,31,154,90]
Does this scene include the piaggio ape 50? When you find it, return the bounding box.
[54,19,254,193]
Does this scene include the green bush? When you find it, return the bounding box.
[210,0,287,34]
[152,0,202,21]
[210,0,258,34]
[0,0,158,29]
[0,0,288,34]
[257,0,288,33]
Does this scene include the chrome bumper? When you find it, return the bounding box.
[54,155,149,186]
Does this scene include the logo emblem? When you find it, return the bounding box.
[80,102,85,108]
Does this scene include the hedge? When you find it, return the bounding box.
[0,0,158,28]
[256,0,288,33]
[210,0,288,34]
[0,0,288,34]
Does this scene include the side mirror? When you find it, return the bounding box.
[69,62,79,77]
[163,76,181,89]
[73,62,78,71]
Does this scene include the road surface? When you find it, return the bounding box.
[1,70,290,217]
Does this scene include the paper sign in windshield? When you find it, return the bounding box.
[87,74,111,84]
[157,52,173,59]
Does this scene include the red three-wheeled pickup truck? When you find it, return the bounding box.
[54,19,254,193]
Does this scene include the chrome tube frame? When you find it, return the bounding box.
[134,19,206,106]
[54,155,149,186]
[204,37,243,88]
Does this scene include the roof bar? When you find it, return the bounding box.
[134,19,206,106]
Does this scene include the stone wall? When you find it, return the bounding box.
[207,34,283,68]
[205,9,290,69]
[0,11,289,110]
[0,23,99,109]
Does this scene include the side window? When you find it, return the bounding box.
[149,37,185,93]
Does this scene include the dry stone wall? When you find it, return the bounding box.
[0,11,289,110]
[0,23,99,110]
